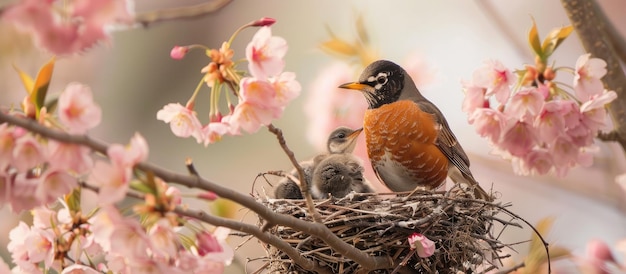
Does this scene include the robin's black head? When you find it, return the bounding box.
[327,126,363,154]
[339,60,408,109]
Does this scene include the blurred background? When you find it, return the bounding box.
[1,0,626,272]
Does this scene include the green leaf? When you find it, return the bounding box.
[541,25,573,58]
[528,19,543,59]
[65,187,82,213]
[31,57,56,117]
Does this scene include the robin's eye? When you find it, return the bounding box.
[376,75,388,85]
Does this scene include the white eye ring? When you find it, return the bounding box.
[376,74,387,85]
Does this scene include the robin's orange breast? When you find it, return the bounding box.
[364,100,448,191]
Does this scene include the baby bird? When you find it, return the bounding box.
[310,153,374,199]
[274,126,368,199]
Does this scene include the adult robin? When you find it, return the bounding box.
[310,153,374,199]
[339,60,491,200]
[274,126,367,199]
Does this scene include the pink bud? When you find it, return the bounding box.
[198,191,219,201]
[170,46,189,60]
[250,17,276,27]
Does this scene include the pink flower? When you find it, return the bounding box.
[0,123,19,170]
[10,174,42,213]
[170,46,189,60]
[13,134,46,173]
[472,59,514,104]
[8,222,39,273]
[228,101,275,134]
[202,122,231,146]
[157,103,204,143]
[107,132,149,167]
[498,120,537,157]
[245,26,287,78]
[617,173,626,194]
[574,54,607,101]
[62,264,100,274]
[269,72,302,106]
[580,239,618,274]
[89,160,131,205]
[109,219,152,261]
[239,77,279,109]
[470,108,506,143]
[516,149,554,175]
[90,205,125,252]
[47,141,93,174]
[461,80,487,116]
[550,136,579,167]
[36,168,78,205]
[535,101,567,145]
[505,87,544,121]
[3,0,133,55]
[196,227,234,265]
[407,233,435,258]
[58,83,102,134]
[24,227,56,268]
[148,219,179,260]
[580,90,618,132]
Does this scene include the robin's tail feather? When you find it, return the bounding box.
[448,167,493,202]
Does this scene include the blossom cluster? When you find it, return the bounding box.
[2,0,134,55]
[158,18,301,146]
[0,54,232,273]
[462,23,617,177]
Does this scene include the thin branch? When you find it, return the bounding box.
[597,130,623,142]
[134,0,233,27]
[267,124,322,223]
[0,112,394,271]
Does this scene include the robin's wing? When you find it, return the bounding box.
[414,101,474,179]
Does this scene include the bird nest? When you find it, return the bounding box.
[255,188,521,273]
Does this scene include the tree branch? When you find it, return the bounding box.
[561,0,626,153]
[134,0,233,27]
[267,124,322,223]
[0,111,394,271]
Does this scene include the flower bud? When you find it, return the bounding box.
[250,17,276,27]
[170,46,189,60]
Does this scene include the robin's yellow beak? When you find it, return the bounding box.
[338,82,371,91]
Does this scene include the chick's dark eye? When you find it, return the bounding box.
[337,133,346,139]
[376,75,387,85]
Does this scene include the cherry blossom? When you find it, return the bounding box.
[195,227,234,266]
[47,141,93,174]
[89,160,131,205]
[2,0,133,55]
[58,83,102,134]
[157,103,204,143]
[246,26,287,78]
[471,59,514,104]
[269,72,302,106]
[463,53,616,177]
[574,54,608,101]
[408,233,435,258]
[228,101,276,133]
[61,264,100,274]
[12,134,46,172]
[36,168,78,205]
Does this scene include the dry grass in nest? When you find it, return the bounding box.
[255,188,525,273]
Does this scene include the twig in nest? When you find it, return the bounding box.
[267,124,322,223]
